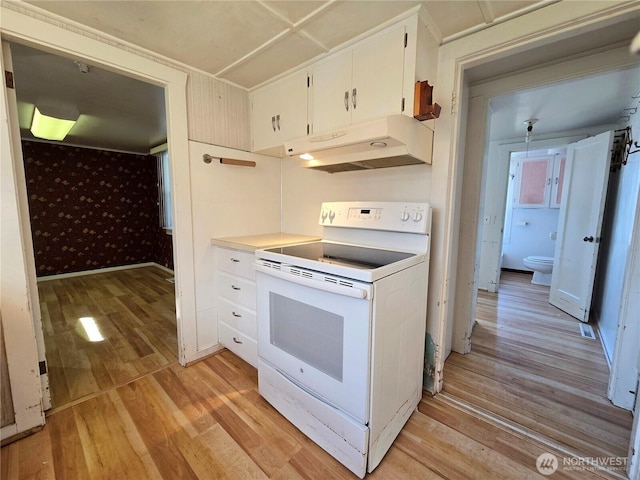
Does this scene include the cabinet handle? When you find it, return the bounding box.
[276,114,280,131]
[547,177,551,185]
[232,311,242,317]
[271,115,276,132]
[352,88,357,109]
[555,177,559,185]
[232,336,243,344]
[344,91,349,111]
[231,285,241,291]
[230,257,240,263]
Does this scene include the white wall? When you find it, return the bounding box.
[188,141,281,354]
[281,158,432,235]
[502,208,559,269]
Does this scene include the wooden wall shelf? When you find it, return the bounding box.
[203,154,256,167]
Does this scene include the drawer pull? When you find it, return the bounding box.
[231,285,241,291]
[232,336,243,344]
[232,311,242,317]
[230,257,240,263]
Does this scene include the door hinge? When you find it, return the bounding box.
[404,33,408,48]
[5,70,14,89]
[39,360,47,375]
[307,124,310,135]
[401,98,405,112]
[307,75,311,88]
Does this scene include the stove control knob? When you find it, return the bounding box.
[328,210,336,223]
[321,211,328,223]
[401,211,410,222]
[413,212,423,222]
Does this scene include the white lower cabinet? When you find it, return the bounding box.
[214,247,258,367]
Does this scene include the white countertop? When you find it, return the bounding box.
[210,233,320,253]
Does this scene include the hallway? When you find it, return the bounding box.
[442,271,632,461]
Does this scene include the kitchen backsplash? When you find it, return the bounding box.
[22,141,173,276]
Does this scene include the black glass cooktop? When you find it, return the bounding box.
[265,242,414,270]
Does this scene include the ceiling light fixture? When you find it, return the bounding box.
[300,153,314,161]
[30,104,79,141]
[524,118,537,143]
[74,61,90,74]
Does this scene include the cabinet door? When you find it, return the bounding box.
[513,156,553,208]
[310,48,353,133]
[550,155,566,208]
[251,70,308,152]
[351,24,406,124]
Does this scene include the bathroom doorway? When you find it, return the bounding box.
[499,147,566,288]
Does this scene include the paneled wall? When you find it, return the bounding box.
[22,141,173,276]
[186,72,251,151]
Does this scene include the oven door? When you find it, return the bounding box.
[255,262,373,424]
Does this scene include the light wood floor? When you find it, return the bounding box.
[1,348,626,480]
[443,271,632,463]
[38,266,178,410]
[3,270,632,479]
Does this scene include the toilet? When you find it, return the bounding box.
[522,256,554,286]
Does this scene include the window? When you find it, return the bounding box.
[153,145,172,231]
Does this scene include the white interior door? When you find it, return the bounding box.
[550,131,614,321]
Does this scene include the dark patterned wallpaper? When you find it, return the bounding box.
[23,141,174,276]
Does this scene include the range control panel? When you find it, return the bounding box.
[319,202,432,234]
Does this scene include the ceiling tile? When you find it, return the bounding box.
[301,1,420,50]
[221,31,325,88]
[484,1,539,21]
[421,1,486,38]
[27,1,286,76]
[262,0,328,24]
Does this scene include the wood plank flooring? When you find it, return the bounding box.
[38,266,178,410]
[2,269,631,478]
[443,271,632,462]
[0,350,627,479]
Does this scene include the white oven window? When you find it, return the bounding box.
[269,292,344,382]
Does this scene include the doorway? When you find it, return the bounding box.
[9,42,179,410]
[449,40,640,472]
[1,8,194,440]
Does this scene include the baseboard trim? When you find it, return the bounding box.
[37,262,174,282]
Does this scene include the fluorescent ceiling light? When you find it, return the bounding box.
[30,105,78,141]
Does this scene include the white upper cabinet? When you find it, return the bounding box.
[310,24,406,134]
[513,155,566,209]
[249,14,437,156]
[250,69,308,156]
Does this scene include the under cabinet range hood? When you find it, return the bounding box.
[284,115,433,173]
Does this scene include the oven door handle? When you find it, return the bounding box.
[254,263,369,300]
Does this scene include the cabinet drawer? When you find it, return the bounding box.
[218,297,257,339]
[217,272,256,309]
[219,322,258,368]
[215,248,255,280]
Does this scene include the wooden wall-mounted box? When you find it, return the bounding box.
[414,81,441,121]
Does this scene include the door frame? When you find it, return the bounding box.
[440,2,640,480]
[449,44,639,355]
[0,5,196,438]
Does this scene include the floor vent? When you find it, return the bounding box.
[579,323,596,340]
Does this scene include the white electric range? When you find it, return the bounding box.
[254,201,431,477]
